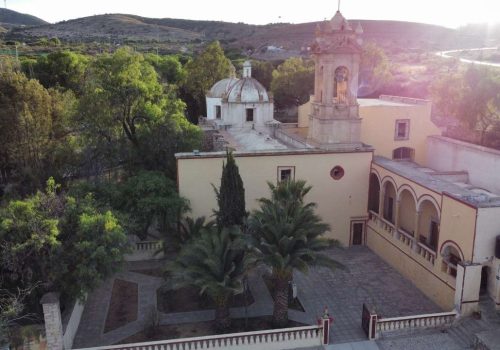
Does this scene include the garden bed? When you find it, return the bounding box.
[116,316,307,344]
[157,285,254,313]
[103,279,138,333]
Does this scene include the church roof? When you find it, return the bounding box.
[226,78,270,103]
[207,77,239,98]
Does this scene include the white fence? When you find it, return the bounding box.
[375,311,457,338]
[73,325,323,350]
[125,241,164,261]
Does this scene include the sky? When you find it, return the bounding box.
[5,0,500,28]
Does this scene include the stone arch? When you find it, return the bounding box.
[381,178,397,224]
[398,188,417,235]
[417,195,441,216]
[440,240,465,261]
[417,198,441,251]
[334,66,349,103]
[440,240,464,277]
[368,173,381,213]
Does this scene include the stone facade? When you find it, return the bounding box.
[308,11,363,147]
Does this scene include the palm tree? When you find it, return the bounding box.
[165,227,255,331]
[248,180,344,327]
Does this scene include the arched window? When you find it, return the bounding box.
[441,244,463,278]
[334,66,349,104]
[392,147,414,161]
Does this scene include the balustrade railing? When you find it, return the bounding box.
[375,311,456,337]
[416,242,437,265]
[398,228,414,249]
[73,325,323,350]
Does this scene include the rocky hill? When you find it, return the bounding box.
[0,8,47,28]
[3,11,494,57]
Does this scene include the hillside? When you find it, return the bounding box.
[0,8,47,27]
[4,12,493,57]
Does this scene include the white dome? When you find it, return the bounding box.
[207,78,239,98]
[226,78,270,103]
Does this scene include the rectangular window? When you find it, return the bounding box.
[215,105,221,119]
[277,166,295,182]
[395,119,410,140]
[246,108,254,122]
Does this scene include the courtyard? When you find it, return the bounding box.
[72,246,442,348]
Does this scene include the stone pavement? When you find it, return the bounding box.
[292,246,441,344]
[73,246,444,348]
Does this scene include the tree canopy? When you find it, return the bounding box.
[213,151,246,229]
[0,178,128,306]
[431,65,500,145]
[270,57,314,109]
[182,41,232,121]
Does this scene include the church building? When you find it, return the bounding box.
[176,10,500,317]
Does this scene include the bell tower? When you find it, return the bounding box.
[308,10,363,148]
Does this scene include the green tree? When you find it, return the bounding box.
[78,47,201,176]
[430,65,500,145]
[270,57,314,109]
[248,180,344,327]
[166,227,255,331]
[119,171,190,239]
[213,151,246,228]
[145,54,186,86]
[250,60,274,90]
[182,41,232,121]
[0,61,78,195]
[28,50,89,93]
[359,42,392,97]
[0,178,128,305]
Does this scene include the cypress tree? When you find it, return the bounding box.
[213,151,246,228]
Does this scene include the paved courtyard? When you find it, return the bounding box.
[72,246,443,348]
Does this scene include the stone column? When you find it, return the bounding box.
[323,65,333,105]
[394,199,401,239]
[412,211,421,252]
[41,292,64,350]
[454,262,482,316]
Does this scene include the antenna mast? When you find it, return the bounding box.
[338,0,341,11]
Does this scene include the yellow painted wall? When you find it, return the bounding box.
[439,195,476,262]
[367,225,455,310]
[297,97,441,165]
[177,150,373,246]
[360,101,440,165]
[369,163,479,309]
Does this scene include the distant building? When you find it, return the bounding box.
[177,10,500,316]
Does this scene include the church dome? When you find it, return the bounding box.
[226,78,270,103]
[207,77,239,98]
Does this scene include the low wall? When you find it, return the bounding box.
[125,241,164,262]
[73,325,323,350]
[275,128,310,149]
[375,311,456,338]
